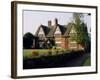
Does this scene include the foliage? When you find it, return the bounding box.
[70,13,90,50]
[23,50,87,69]
[32,51,39,57]
[73,13,83,25]
[82,57,91,66]
[23,32,35,49]
[23,48,68,59]
[74,23,89,45]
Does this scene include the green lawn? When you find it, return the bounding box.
[83,57,91,66]
[23,48,68,59]
[23,49,50,58]
[23,49,84,61]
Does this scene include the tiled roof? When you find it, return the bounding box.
[46,24,67,37]
[35,20,75,38]
[35,25,50,36]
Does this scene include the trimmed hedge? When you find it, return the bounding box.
[23,50,89,69]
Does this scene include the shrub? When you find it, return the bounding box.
[55,50,59,54]
[32,51,39,57]
[52,46,56,49]
[60,50,64,54]
[48,50,52,55]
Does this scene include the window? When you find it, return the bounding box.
[55,38,61,41]
[69,38,77,49]
[56,41,62,43]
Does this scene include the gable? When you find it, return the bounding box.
[55,26,61,34]
[64,23,76,37]
[38,27,44,35]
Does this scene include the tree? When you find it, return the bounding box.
[73,13,83,25]
[23,32,34,49]
[71,13,90,51]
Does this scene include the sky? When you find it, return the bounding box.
[23,10,91,35]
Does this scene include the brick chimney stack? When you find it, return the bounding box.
[55,18,58,26]
[48,20,52,27]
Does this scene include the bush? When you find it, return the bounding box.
[48,50,52,55]
[59,50,64,54]
[52,46,57,49]
[55,50,59,54]
[32,51,39,57]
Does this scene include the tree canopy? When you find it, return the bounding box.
[70,13,90,51]
[23,32,35,49]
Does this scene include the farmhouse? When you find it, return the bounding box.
[35,18,84,50]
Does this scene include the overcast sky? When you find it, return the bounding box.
[23,10,91,35]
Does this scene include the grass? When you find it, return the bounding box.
[23,48,68,59]
[23,49,50,58]
[83,57,91,66]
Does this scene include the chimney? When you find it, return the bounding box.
[48,20,52,27]
[55,18,58,26]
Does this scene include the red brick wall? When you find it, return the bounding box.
[55,36,84,50]
[61,38,65,48]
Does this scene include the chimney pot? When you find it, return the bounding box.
[55,18,58,26]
